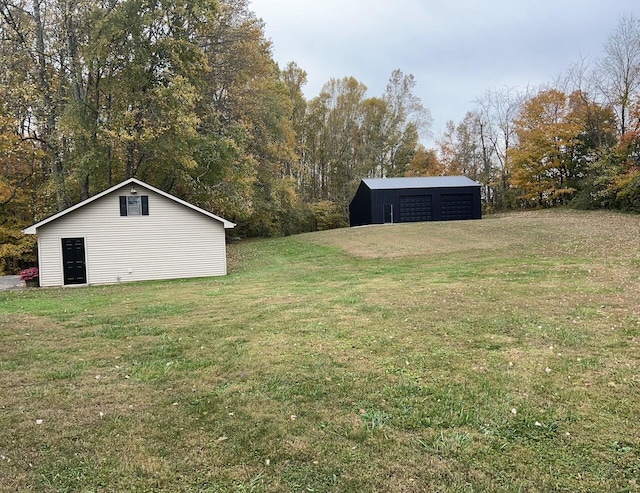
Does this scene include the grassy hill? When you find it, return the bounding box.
[1,210,639,492]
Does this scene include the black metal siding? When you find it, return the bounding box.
[348,182,373,226]
[370,190,398,224]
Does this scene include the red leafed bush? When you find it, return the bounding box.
[20,267,39,281]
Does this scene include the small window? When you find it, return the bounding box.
[128,196,141,215]
[120,195,149,216]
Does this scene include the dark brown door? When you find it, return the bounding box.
[62,238,87,285]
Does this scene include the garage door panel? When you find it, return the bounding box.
[441,193,473,220]
[399,195,432,222]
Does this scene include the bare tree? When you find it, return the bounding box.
[596,14,640,136]
[475,86,524,209]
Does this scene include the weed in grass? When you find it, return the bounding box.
[44,366,82,381]
[0,359,19,371]
[416,430,474,457]
[136,302,195,317]
[360,408,390,433]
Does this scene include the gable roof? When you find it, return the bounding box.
[23,178,235,234]
[362,176,480,190]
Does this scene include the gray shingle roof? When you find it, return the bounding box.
[362,176,480,190]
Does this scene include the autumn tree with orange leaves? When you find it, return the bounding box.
[0,110,41,272]
[508,89,587,207]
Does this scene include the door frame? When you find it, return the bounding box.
[383,204,393,224]
[61,237,88,286]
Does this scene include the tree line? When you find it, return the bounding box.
[437,15,640,213]
[0,0,639,273]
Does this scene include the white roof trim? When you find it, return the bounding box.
[22,178,235,234]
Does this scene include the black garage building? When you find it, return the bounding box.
[349,176,482,226]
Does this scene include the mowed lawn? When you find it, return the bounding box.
[1,209,639,492]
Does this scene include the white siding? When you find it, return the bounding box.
[37,184,228,287]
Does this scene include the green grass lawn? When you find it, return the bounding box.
[1,209,639,492]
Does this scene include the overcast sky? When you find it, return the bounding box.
[250,0,638,146]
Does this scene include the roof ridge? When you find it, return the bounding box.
[23,178,235,234]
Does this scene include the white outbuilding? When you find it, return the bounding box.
[22,178,235,287]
